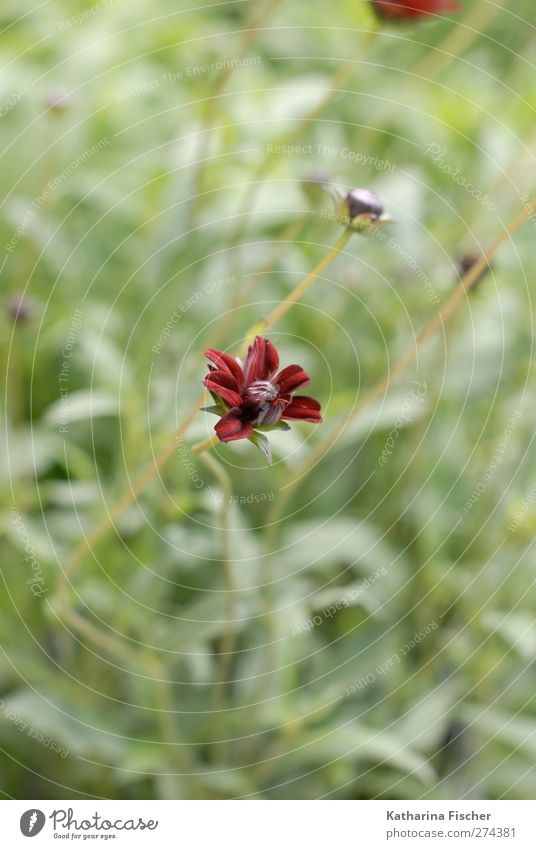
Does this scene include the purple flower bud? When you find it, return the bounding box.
[7,296,32,324]
[46,88,72,113]
[346,188,384,221]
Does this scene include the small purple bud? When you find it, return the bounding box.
[46,88,72,113]
[7,296,32,324]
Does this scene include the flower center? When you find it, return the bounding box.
[243,380,278,406]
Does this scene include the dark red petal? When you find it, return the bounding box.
[372,0,457,18]
[204,348,244,385]
[275,364,311,396]
[204,369,240,390]
[204,371,242,408]
[244,336,279,383]
[282,395,322,423]
[215,408,254,442]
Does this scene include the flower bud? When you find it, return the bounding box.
[371,0,459,20]
[346,188,384,220]
[341,188,389,234]
[46,88,72,113]
[7,295,32,324]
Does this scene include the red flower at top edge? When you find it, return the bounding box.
[203,336,322,443]
[371,0,459,19]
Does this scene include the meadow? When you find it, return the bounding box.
[1,0,535,799]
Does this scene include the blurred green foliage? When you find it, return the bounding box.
[1,0,536,799]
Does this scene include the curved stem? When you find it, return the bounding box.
[197,448,236,711]
[357,0,506,155]
[229,31,378,262]
[59,229,352,592]
[49,601,197,779]
[55,397,203,599]
[208,213,307,352]
[192,433,220,455]
[265,195,536,545]
[413,0,507,83]
[260,228,352,332]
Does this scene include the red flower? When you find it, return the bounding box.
[203,336,322,444]
[371,0,458,19]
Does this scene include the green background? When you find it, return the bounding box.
[1,0,535,799]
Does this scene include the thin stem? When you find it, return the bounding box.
[182,215,307,383]
[190,0,287,218]
[207,213,307,353]
[357,0,506,155]
[50,602,196,778]
[144,654,200,784]
[230,31,378,259]
[260,229,352,332]
[413,0,507,82]
[7,325,25,426]
[265,195,536,543]
[192,433,220,455]
[197,449,236,711]
[48,601,162,679]
[55,397,203,599]
[59,230,352,590]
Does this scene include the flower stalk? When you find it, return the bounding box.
[259,228,353,332]
[57,227,353,593]
[265,195,536,536]
[192,433,220,455]
[196,448,236,710]
[229,31,379,260]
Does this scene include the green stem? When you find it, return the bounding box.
[264,197,536,542]
[197,449,236,713]
[59,228,352,591]
[229,31,378,264]
[144,654,200,784]
[413,0,507,82]
[192,433,220,455]
[357,0,506,157]
[259,228,352,334]
[206,213,307,354]
[7,324,25,426]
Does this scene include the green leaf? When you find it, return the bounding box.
[44,390,118,426]
[264,724,436,785]
[257,421,291,432]
[249,430,272,465]
[207,390,228,414]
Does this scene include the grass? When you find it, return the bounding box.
[0,0,535,800]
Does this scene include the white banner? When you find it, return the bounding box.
[1,800,534,847]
